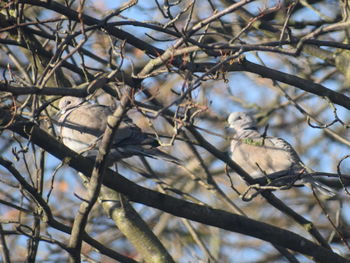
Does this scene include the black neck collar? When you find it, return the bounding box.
[243,126,258,131]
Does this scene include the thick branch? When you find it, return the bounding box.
[0,108,348,263]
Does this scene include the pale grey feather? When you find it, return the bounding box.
[57,96,178,163]
[228,112,336,196]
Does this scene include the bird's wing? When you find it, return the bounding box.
[58,104,110,153]
[231,136,303,177]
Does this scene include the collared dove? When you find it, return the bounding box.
[227,112,336,196]
[57,96,178,164]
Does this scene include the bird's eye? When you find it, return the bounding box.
[236,116,242,120]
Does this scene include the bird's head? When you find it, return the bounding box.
[58,96,85,114]
[227,112,257,134]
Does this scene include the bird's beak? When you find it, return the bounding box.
[225,126,234,133]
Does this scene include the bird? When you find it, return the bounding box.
[227,111,336,196]
[57,96,179,164]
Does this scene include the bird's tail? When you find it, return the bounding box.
[302,176,337,197]
[121,146,181,164]
[144,148,181,164]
